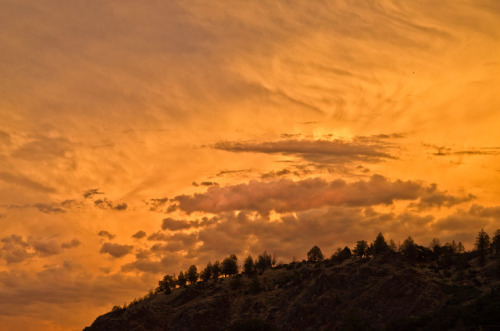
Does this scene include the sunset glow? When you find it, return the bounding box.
[1,1,500,329]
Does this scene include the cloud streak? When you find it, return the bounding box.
[214,136,399,164]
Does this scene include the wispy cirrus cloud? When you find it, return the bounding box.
[425,144,500,157]
[0,171,56,193]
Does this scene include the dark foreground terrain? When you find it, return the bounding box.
[85,254,500,331]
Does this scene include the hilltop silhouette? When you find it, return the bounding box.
[85,229,500,330]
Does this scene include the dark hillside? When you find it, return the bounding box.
[84,253,500,331]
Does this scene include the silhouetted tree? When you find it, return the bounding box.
[340,246,351,260]
[307,245,324,262]
[156,275,175,294]
[177,271,187,287]
[331,246,351,264]
[366,243,375,257]
[492,230,500,256]
[353,240,368,258]
[476,229,491,266]
[400,236,418,260]
[243,255,256,276]
[373,232,389,255]
[256,251,273,271]
[200,262,212,282]
[388,239,398,252]
[222,254,238,277]
[430,238,441,256]
[212,260,222,279]
[187,265,198,284]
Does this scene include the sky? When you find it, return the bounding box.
[1,0,499,329]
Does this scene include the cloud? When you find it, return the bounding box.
[97,231,116,240]
[0,235,71,263]
[213,136,399,164]
[174,175,435,215]
[0,130,11,145]
[12,135,71,161]
[94,198,128,211]
[147,232,198,247]
[410,185,475,210]
[8,203,66,214]
[131,231,146,239]
[83,189,104,199]
[432,204,500,232]
[121,256,179,274]
[0,235,31,264]
[30,238,61,257]
[99,243,133,258]
[424,144,500,157]
[146,198,168,212]
[161,216,219,231]
[0,171,56,193]
[113,203,128,211]
[61,239,81,249]
[192,181,219,187]
[216,169,253,177]
[468,204,500,218]
[32,203,66,214]
[7,199,87,214]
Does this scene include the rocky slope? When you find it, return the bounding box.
[84,254,500,330]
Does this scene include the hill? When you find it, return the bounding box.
[84,252,500,330]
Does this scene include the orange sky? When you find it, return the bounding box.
[1,0,500,329]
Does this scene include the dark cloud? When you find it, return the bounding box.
[113,202,128,211]
[30,238,61,256]
[161,216,219,231]
[261,168,292,179]
[432,204,500,232]
[1,235,70,262]
[61,239,81,249]
[33,203,66,214]
[468,204,500,218]
[216,169,252,177]
[99,243,133,258]
[97,231,116,240]
[94,198,128,211]
[411,185,475,210]
[83,188,104,199]
[174,175,434,215]
[146,197,168,212]
[171,207,405,261]
[131,231,147,239]
[0,171,56,193]
[213,136,399,164]
[193,181,219,187]
[60,199,84,209]
[147,232,169,241]
[0,235,31,264]
[426,144,500,156]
